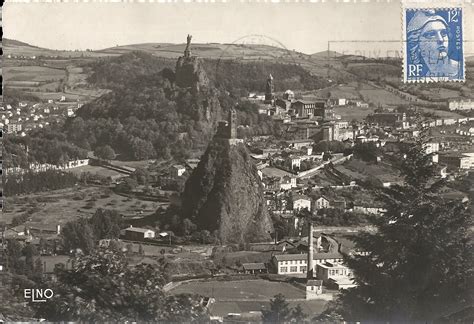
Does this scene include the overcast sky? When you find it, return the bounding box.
[3,1,473,55]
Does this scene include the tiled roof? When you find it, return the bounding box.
[273,252,343,262]
[242,263,267,270]
[125,227,154,233]
[307,279,323,286]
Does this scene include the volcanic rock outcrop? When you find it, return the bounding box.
[181,110,273,244]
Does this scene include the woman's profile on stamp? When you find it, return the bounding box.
[406,8,463,81]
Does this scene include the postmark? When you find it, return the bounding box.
[403,6,465,83]
[214,34,298,90]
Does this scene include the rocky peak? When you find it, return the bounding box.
[175,35,210,93]
[181,138,273,244]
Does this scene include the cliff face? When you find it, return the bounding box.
[175,56,210,92]
[175,54,223,144]
[181,138,273,244]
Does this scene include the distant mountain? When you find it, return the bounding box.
[2,38,39,48]
[310,50,344,58]
[2,38,104,58]
[2,38,311,63]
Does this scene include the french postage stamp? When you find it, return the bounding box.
[403,6,464,83]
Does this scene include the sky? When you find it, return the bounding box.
[3,1,473,55]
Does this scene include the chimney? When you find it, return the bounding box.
[56,224,61,235]
[307,221,314,279]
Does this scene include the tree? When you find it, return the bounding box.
[132,167,150,185]
[291,304,307,323]
[6,239,23,274]
[353,142,379,162]
[33,249,208,322]
[24,245,39,277]
[262,293,292,323]
[89,209,123,240]
[160,294,209,322]
[329,129,473,321]
[60,219,96,254]
[94,145,116,161]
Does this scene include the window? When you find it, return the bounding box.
[280,267,288,273]
[300,266,307,273]
[290,266,298,272]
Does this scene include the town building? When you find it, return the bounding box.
[272,252,344,276]
[448,99,474,111]
[280,175,297,190]
[124,227,155,241]
[316,261,356,290]
[6,123,22,133]
[353,204,386,215]
[291,100,327,118]
[367,112,405,127]
[293,195,311,211]
[242,263,268,274]
[439,152,474,170]
[171,165,186,177]
[306,280,323,299]
[314,196,330,210]
[285,139,314,150]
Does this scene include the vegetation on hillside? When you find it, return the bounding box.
[4,169,78,196]
[206,59,330,96]
[31,249,209,322]
[318,131,473,321]
[86,51,175,89]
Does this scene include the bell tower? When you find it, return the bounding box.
[264,74,275,104]
[228,108,237,139]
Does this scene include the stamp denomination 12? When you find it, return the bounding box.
[403,7,464,83]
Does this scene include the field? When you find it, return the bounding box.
[3,185,163,229]
[169,279,330,318]
[3,66,66,82]
[67,165,126,178]
[171,279,304,299]
[359,87,410,107]
[417,107,464,119]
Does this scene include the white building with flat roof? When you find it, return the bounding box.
[272,253,343,276]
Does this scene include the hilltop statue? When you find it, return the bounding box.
[184,34,192,57]
[176,34,210,92]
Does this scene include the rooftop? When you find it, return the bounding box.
[242,263,267,270]
[125,227,154,233]
[273,252,343,262]
[307,279,323,286]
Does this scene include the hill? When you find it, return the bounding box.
[2,38,105,58]
[310,50,344,58]
[86,51,331,95]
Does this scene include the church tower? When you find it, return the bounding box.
[228,108,237,139]
[264,74,275,104]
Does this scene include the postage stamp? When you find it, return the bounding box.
[403,6,465,83]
